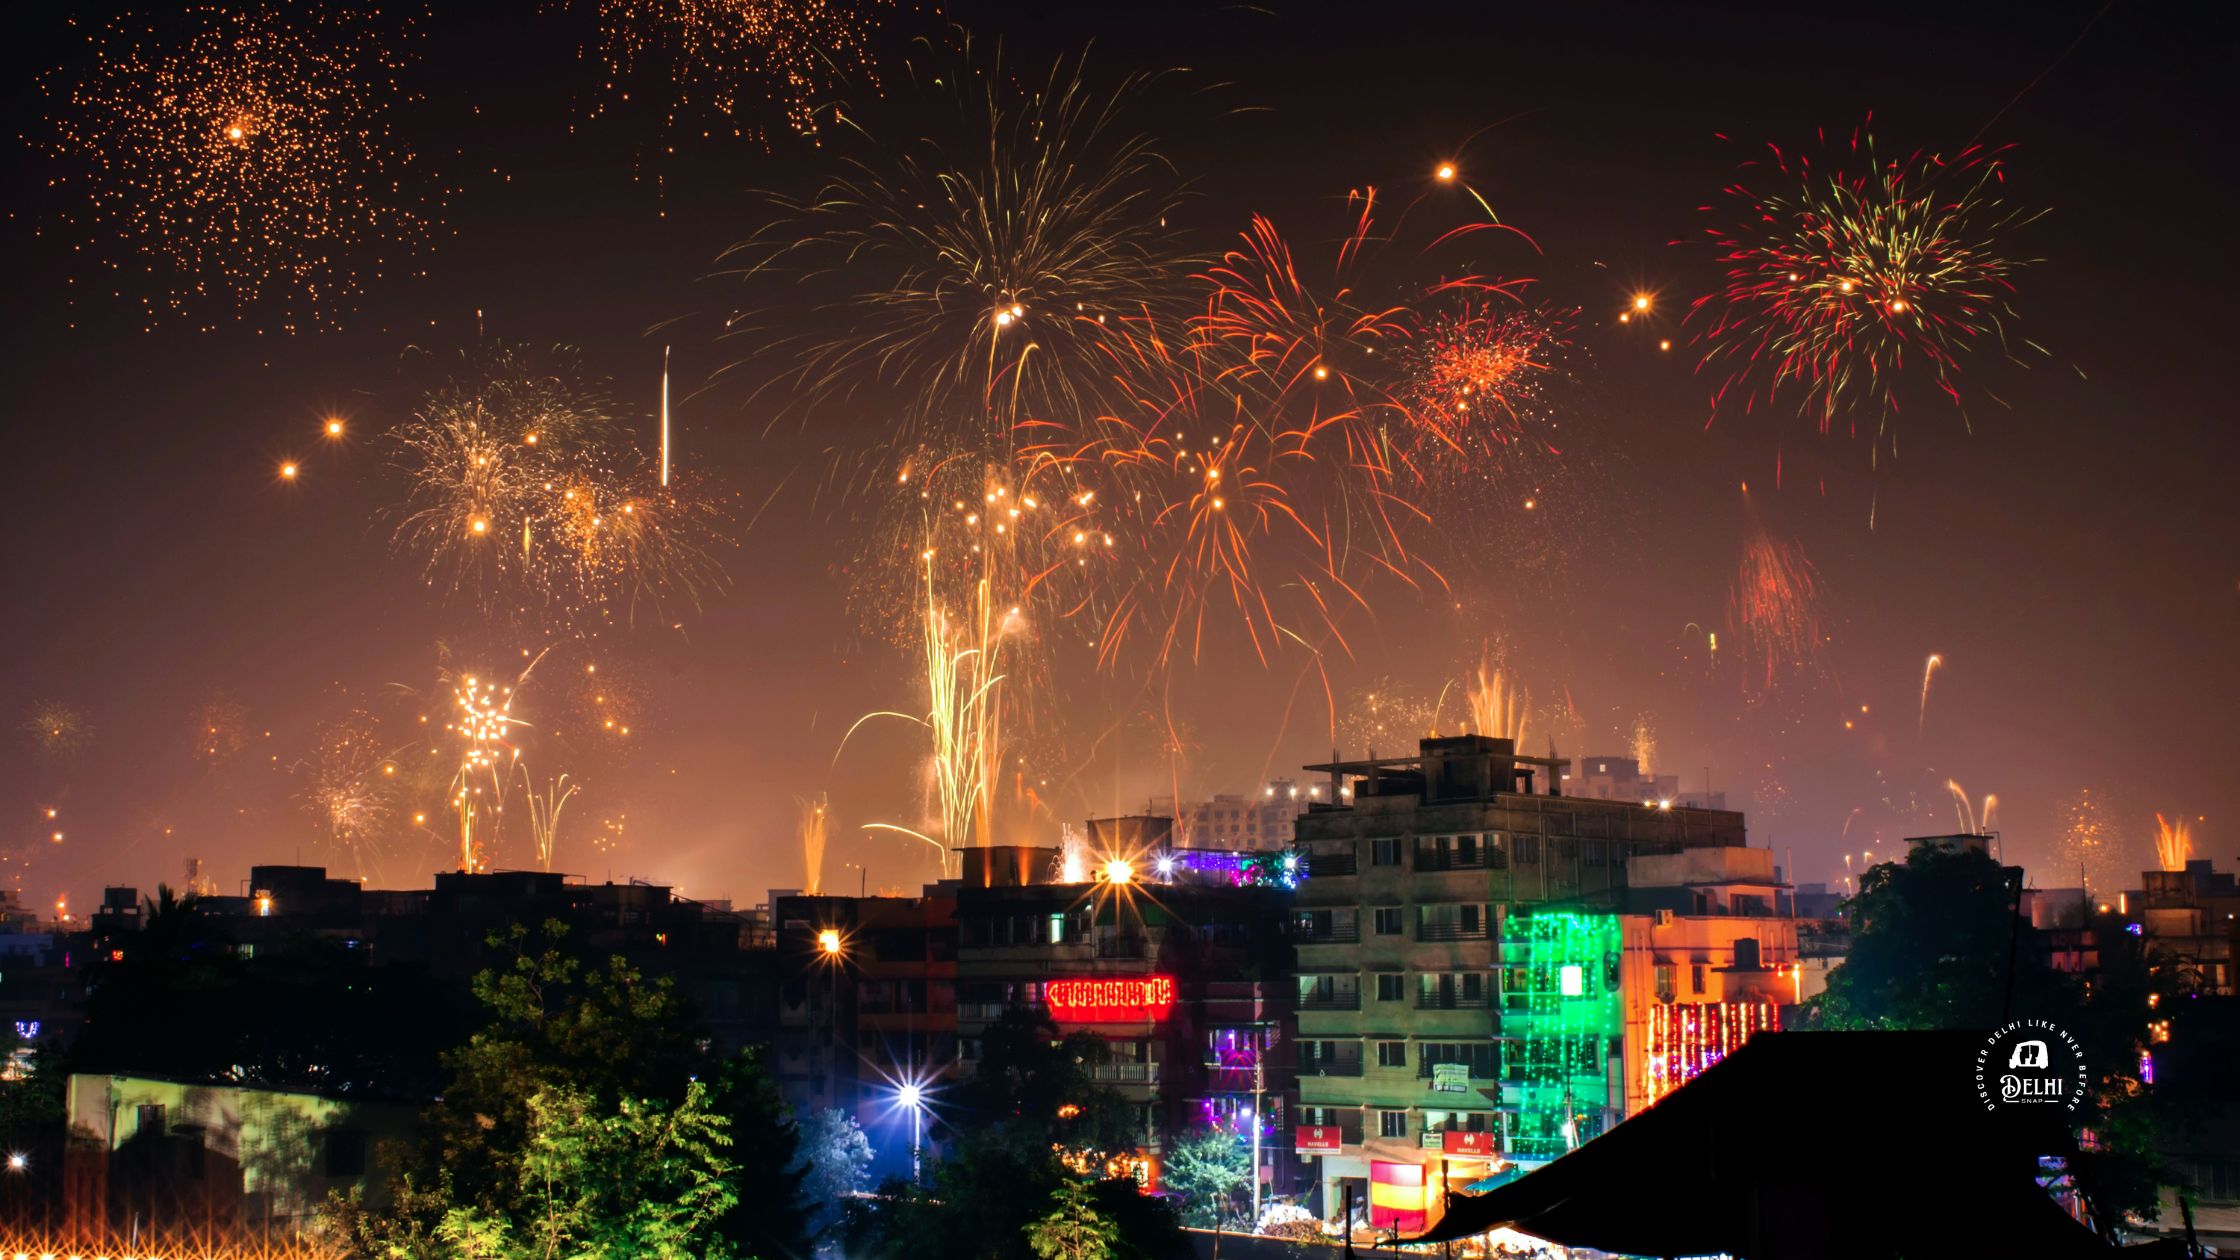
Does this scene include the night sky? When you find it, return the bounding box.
[2,0,2233,912]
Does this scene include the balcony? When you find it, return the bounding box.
[1090,1061,1161,1084]
[1295,922,1361,944]
[1300,1058,1366,1078]
[1416,922,1490,942]
[1096,937,1149,960]
[1298,992,1361,1012]
[1414,850,1489,872]
[1415,991,1493,1010]
[1416,1061,1497,1081]
[1305,851,1357,877]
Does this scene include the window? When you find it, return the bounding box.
[1373,907,1404,935]
[1048,913,1067,943]
[1377,1041,1408,1068]
[1654,964,1675,1001]
[1379,1110,1409,1139]
[136,1104,165,1138]
[1424,1109,1493,1133]
[1513,836,1541,864]
[1691,963,1707,994]
[1376,973,1406,1002]
[1370,837,1402,866]
[1488,834,1509,870]
[1419,1042,1499,1079]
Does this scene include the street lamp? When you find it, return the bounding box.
[894,1081,929,1186]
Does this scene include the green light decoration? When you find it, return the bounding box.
[1499,910,1622,1162]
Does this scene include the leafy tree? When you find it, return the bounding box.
[708,1045,812,1258]
[1815,846,2062,1029]
[339,921,806,1259]
[1811,846,2168,1238]
[1160,1126,1249,1226]
[798,1106,875,1238]
[1026,1178,1120,1260]
[431,1080,739,1260]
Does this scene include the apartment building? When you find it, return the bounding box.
[1286,734,1747,1229]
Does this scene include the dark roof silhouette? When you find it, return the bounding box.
[1412,1030,2124,1259]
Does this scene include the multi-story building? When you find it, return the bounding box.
[1617,845,1798,1116]
[767,839,1299,1196]
[2128,858,2239,997]
[1287,734,1750,1232]
[952,840,1298,1194]
[1146,780,1328,851]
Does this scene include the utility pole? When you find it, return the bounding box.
[1250,1044,1264,1228]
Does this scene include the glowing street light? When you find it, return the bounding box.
[893,1081,931,1185]
[1100,858,1135,885]
[817,928,843,957]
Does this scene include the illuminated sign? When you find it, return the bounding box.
[1045,975,1177,1022]
[1296,1124,1345,1152]
[1442,1130,1496,1157]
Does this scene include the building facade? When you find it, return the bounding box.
[1287,735,1751,1232]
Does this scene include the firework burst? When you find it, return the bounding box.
[1395,302,1572,486]
[302,715,402,880]
[723,40,1195,455]
[2055,788,2128,896]
[35,4,445,331]
[21,702,94,765]
[581,0,892,142]
[189,691,249,766]
[388,347,729,632]
[1727,507,1827,697]
[1688,119,2046,446]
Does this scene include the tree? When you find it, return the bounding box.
[1160,1126,1249,1226]
[1810,845,2168,1239]
[1026,1178,1120,1260]
[432,1080,739,1260]
[1814,846,2063,1029]
[798,1107,875,1238]
[339,921,807,1259]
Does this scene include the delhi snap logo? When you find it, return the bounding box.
[1975,1020,2087,1112]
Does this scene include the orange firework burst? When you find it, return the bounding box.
[582,0,893,141]
[189,690,249,766]
[1727,513,1827,696]
[1396,302,1573,485]
[388,346,729,633]
[36,4,446,331]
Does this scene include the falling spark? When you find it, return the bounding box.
[659,344,672,488]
